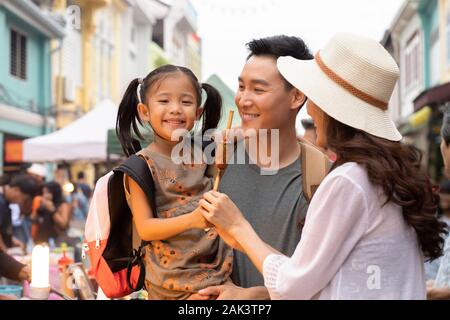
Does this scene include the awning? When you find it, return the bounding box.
[23,100,118,163]
[414,82,450,112]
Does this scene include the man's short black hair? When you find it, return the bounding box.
[246,35,313,62]
[246,35,313,108]
[9,174,42,197]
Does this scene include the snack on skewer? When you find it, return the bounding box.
[213,110,234,191]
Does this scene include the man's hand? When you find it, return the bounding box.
[18,265,31,282]
[427,285,450,300]
[199,191,247,235]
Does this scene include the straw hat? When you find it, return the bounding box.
[277,32,402,141]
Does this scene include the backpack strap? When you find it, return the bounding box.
[299,140,332,202]
[113,154,157,292]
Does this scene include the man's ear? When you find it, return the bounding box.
[196,107,204,120]
[137,103,150,122]
[291,89,306,111]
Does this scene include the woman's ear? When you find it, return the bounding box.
[137,103,150,122]
[291,89,306,111]
[196,107,204,120]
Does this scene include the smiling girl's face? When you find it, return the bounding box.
[139,72,203,141]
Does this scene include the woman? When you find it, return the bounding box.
[198,33,447,299]
[32,181,72,245]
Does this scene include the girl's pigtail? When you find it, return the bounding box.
[200,83,222,134]
[116,78,144,157]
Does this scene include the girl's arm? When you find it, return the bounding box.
[126,175,210,241]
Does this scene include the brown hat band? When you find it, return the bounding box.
[315,52,388,110]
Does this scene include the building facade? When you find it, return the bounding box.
[0,0,64,174]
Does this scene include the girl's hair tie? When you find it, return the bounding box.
[137,78,143,103]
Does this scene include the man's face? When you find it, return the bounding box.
[235,55,302,131]
[4,185,30,212]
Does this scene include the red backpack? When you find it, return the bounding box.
[83,155,155,298]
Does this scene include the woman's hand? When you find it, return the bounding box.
[198,191,248,235]
[215,226,244,252]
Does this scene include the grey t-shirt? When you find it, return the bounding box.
[219,150,308,288]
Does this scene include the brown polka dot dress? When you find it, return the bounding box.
[124,146,233,300]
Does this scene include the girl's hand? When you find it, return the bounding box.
[189,207,213,230]
[198,191,247,235]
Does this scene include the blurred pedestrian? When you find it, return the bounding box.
[26,164,47,183]
[426,105,450,299]
[0,175,41,254]
[31,181,73,246]
[441,103,450,179]
[70,183,89,225]
[76,172,92,200]
[301,118,317,144]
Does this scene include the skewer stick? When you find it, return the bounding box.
[213,110,234,191]
[205,111,234,233]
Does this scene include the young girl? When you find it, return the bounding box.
[116,65,233,300]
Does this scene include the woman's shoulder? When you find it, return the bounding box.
[324,162,371,192]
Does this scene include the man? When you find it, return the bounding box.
[0,248,31,299]
[194,35,314,299]
[76,172,92,200]
[0,175,41,252]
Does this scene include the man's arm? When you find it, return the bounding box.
[0,249,26,281]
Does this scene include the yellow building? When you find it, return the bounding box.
[49,0,131,185]
[51,0,128,128]
[440,0,450,82]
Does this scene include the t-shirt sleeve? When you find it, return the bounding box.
[262,174,369,299]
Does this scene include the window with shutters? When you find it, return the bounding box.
[10,29,27,80]
[404,31,421,91]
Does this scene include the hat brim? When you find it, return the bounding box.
[278,56,402,142]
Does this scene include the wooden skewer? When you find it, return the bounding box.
[205,111,234,232]
[213,110,234,191]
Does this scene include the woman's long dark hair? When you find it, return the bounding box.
[43,181,64,208]
[116,65,222,157]
[325,115,447,261]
